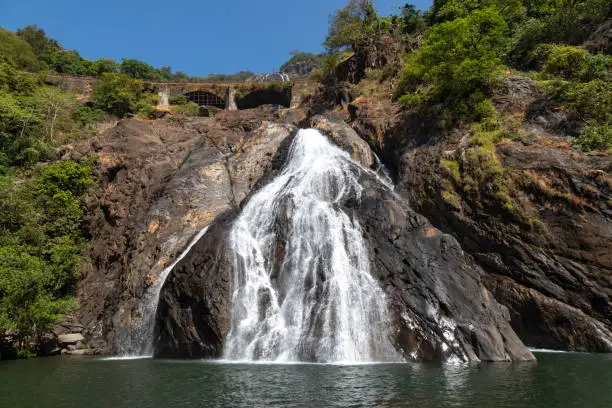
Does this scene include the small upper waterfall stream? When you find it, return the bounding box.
[117,226,209,356]
[224,129,399,363]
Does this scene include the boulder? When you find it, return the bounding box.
[57,333,85,346]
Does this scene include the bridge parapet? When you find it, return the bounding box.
[42,72,318,110]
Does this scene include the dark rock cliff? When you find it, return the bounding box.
[345,76,612,352]
[153,118,534,362]
[69,74,609,358]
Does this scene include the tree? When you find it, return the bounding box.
[92,72,146,117]
[32,87,78,143]
[398,7,508,120]
[0,29,39,71]
[16,25,61,62]
[48,50,91,75]
[90,59,120,76]
[120,58,161,80]
[324,0,378,51]
[400,4,426,34]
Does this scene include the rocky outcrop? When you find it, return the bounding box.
[69,70,608,358]
[342,76,612,353]
[154,119,534,362]
[67,110,297,352]
[154,213,235,358]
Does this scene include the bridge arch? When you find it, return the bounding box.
[184,90,225,109]
[237,89,290,110]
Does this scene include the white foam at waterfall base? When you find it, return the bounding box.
[116,226,209,357]
[224,128,400,363]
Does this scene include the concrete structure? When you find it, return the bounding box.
[43,73,318,111]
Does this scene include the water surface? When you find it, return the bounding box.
[1,352,610,407]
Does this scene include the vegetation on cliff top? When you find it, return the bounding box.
[321,0,610,150]
[320,0,609,226]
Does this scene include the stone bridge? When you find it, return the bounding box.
[151,79,315,110]
[44,73,317,111]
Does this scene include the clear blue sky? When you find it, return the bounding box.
[2,0,432,76]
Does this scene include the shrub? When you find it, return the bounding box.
[0,28,39,71]
[169,95,189,105]
[0,160,93,347]
[172,102,199,116]
[543,45,589,80]
[92,72,147,117]
[580,53,611,82]
[89,59,120,76]
[397,7,507,122]
[573,122,612,152]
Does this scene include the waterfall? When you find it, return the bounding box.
[117,226,209,356]
[224,129,399,363]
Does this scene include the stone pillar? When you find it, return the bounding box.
[225,87,238,111]
[158,86,170,106]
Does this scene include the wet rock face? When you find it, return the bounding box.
[154,121,534,362]
[154,213,235,358]
[353,174,533,362]
[72,111,297,352]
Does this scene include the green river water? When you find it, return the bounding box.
[0,351,610,407]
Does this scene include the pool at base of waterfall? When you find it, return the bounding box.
[1,352,610,407]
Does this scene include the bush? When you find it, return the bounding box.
[573,122,612,152]
[172,102,199,116]
[0,160,94,347]
[546,79,611,123]
[47,50,91,75]
[92,72,147,117]
[543,45,589,80]
[397,7,507,122]
[169,95,189,105]
[580,53,611,82]
[89,59,120,76]
[0,29,39,71]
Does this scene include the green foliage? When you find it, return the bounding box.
[169,95,189,105]
[192,71,255,83]
[16,25,61,66]
[172,102,200,116]
[120,58,162,81]
[324,0,379,51]
[540,45,611,82]
[37,160,96,197]
[0,28,39,71]
[47,50,92,75]
[0,81,81,165]
[73,105,106,128]
[0,63,39,95]
[506,0,611,68]
[0,160,94,345]
[397,7,507,122]
[573,122,612,152]
[92,72,148,117]
[399,4,427,35]
[545,79,611,124]
[311,51,353,81]
[90,59,120,76]
[542,45,588,79]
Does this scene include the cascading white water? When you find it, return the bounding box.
[224,129,399,363]
[117,226,209,356]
